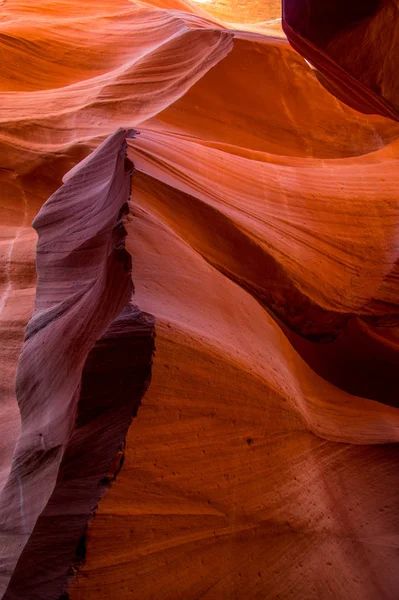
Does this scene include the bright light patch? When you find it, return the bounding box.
[304,58,317,71]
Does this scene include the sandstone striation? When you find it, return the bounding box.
[1,0,399,598]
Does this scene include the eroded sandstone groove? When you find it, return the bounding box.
[0,129,155,599]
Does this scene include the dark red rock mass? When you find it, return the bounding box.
[1,1,399,599]
[0,129,155,598]
[4,303,155,600]
[282,0,399,120]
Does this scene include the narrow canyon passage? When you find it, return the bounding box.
[0,0,399,598]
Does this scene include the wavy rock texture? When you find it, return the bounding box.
[1,0,399,599]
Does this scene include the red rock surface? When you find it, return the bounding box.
[1,1,399,599]
[282,0,399,120]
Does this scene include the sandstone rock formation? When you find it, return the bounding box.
[283,0,399,120]
[1,1,399,598]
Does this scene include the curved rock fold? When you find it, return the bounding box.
[1,1,399,598]
[0,129,155,599]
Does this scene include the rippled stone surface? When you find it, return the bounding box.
[1,1,399,598]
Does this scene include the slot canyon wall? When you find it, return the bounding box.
[0,0,399,598]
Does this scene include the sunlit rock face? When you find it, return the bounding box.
[1,1,399,599]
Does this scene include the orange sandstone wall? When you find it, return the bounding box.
[1,1,399,598]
